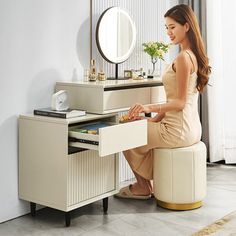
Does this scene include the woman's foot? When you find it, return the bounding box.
[147,180,154,196]
[130,182,151,196]
[114,184,151,199]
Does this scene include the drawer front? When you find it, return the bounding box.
[151,86,166,104]
[69,119,147,157]
[103,87,151,111]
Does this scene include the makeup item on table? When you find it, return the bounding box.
[89,59,97,81]
[119,114,130,123]
[124,70,132,79]
[97,71,106,81]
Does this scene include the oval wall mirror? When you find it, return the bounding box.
[96,7,136,79]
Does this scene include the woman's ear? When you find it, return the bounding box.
[185,22,190,32]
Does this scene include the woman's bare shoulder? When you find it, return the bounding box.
[176,51,190,62]
[175,51,191,69]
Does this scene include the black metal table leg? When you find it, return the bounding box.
[30,202,36,217]
[65,212,71,227]
[103,197,108,213]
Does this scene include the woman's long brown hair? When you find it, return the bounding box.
[164,4,211,93]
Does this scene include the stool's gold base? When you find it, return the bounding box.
[156,199,202,211]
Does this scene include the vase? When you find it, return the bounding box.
[151,57,161,77]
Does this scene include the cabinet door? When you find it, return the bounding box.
[69,119,147,157]
[67,150,117,207]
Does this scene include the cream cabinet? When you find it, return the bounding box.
[19,113,147,226]
[19,78,166,226]
[56,78,166,114]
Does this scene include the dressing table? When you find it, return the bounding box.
[19,78,165,226]
[18,6,166,227]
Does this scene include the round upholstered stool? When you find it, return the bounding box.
[153,141,207,210]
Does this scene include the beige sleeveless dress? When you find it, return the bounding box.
[123,62,202,180]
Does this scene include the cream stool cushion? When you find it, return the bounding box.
[153,141,207,210]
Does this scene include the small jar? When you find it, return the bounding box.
[97,72,106,81]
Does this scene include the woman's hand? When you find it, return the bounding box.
[129,115,154,122]
[128,103,151,119]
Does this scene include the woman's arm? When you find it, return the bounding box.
[152,112,165,122]
[128,52,191,118]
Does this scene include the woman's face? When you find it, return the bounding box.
[165,17,189,45]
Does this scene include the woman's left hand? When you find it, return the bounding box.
[128,103,150,119]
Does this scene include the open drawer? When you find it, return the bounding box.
[68,119,147,157]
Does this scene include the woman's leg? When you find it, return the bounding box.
[116,122,162,198]
[130,171,152,196]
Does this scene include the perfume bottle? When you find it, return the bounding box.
[89,59,97,81]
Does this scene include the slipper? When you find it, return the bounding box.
[114,185,151,200]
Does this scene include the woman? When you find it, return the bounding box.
[115,4,211,199]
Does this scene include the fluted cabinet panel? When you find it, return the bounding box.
[67,150,115,206]
[92,0,171,78]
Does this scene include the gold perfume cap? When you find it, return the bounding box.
[91,59,95,65]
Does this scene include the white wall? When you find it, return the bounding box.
[0,0,90,223]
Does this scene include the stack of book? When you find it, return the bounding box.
[34,108,86,119]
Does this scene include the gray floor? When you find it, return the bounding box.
[1,163,236,236]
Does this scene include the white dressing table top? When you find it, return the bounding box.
[56,77,162,89]
[19,113,117,125]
